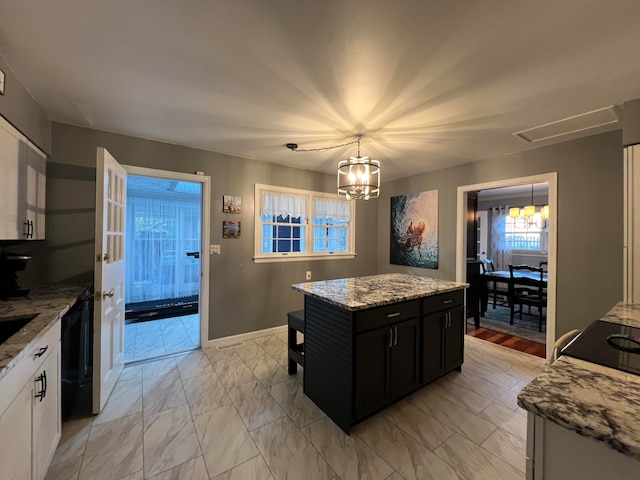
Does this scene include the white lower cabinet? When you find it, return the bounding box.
[0,379,34,480]
[0,321,61,480]
[527,412,640,480]
[33,342,61,480]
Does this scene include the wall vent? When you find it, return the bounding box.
[513,105,621,144]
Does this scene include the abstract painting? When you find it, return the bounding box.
[390,190,438,268]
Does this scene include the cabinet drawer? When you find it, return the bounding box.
[355,300,420,333]
[422,290,464,314]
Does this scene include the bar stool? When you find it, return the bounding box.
[287,310,305,374]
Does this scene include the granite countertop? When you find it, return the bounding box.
[517,302,640,460]
[291,273,468,311]
[0,284,88,382]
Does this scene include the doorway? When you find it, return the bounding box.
[456,173,557,362]
[122,167,210,363]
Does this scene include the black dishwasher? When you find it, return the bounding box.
[61,288,93,420]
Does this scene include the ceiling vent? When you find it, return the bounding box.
[513,105,622,144]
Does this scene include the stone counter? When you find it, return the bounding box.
[0,284,88,382]
[517,302,640,460]
[291,273,468,310]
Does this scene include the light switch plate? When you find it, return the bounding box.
[210,244,221,254]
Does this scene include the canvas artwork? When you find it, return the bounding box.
[223,195,241,213]
[390,190,438,268]
[223,221,241,238]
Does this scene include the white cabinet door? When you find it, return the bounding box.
[0,120,27,239]
[25,144,47,240]
[33,342,61,480]
[0,378,33,480]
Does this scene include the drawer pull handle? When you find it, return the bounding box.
[387,312,401,318]
[443,299,453,304]
[34,370,47,401]
[35,346,48,358]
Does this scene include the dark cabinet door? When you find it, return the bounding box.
[444,306,464,372]
[354,327,391,420]
[422,311,445,384]
[389,318,420,400]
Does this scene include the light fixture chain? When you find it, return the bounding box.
[288,138,360,152]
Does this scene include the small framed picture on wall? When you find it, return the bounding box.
[223,221,241,238]
[223,195,241,213]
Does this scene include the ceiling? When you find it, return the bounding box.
[1,1,640,181]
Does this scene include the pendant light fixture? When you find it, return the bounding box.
[509,184,550,229]
[285,135,381,200]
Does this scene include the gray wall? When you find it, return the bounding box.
[377,131,623,338]
[0,55,50,153]
[42,123,379,339]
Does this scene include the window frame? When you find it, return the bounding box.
[254,183,356,263]
[504,212,548,253]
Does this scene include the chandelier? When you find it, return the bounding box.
[285,135,381,200]
[509,184,549,229]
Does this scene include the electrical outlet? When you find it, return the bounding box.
[210,244,221,255]
[306,271,312,280]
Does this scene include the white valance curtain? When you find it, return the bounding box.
[260,191,306,219]
[313,198,351,223]
[490,206,512,270]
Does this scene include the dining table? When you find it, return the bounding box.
[480,269,548,316]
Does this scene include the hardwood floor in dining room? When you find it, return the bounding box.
[467,327,546,359]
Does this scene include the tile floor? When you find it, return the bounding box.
[124,314,200,362]
[46,333,546,480]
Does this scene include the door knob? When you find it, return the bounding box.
[103,289,114,298]
[186,251,200,259]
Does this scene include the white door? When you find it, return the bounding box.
[93,147,127,413]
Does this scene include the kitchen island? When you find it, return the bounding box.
[292,273,468,432]
[517,303,640,479]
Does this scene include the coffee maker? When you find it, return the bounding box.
[0,253,31,299]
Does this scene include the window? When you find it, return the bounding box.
[254,184,355,262]
[504,213,548,251]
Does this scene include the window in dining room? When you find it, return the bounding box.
[504,213,548,251]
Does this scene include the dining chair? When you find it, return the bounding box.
[481,259,509,309]
[509,264,547,332]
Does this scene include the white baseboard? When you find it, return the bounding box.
[204,325,288,349]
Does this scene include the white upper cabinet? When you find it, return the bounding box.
[0,116,46,240]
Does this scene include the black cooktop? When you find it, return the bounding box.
[561,320,640,376]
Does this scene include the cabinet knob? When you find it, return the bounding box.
[443,299,453,304]
[387,312,400,318]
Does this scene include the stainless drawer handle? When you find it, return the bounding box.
[387,312,401,318]
[443,299,453,304]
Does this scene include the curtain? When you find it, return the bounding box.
[313,198,351,223]
[490,206,512,270]
[261,191,306,219]
[125,194,201,304]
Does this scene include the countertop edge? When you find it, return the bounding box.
[292,283,467,311]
